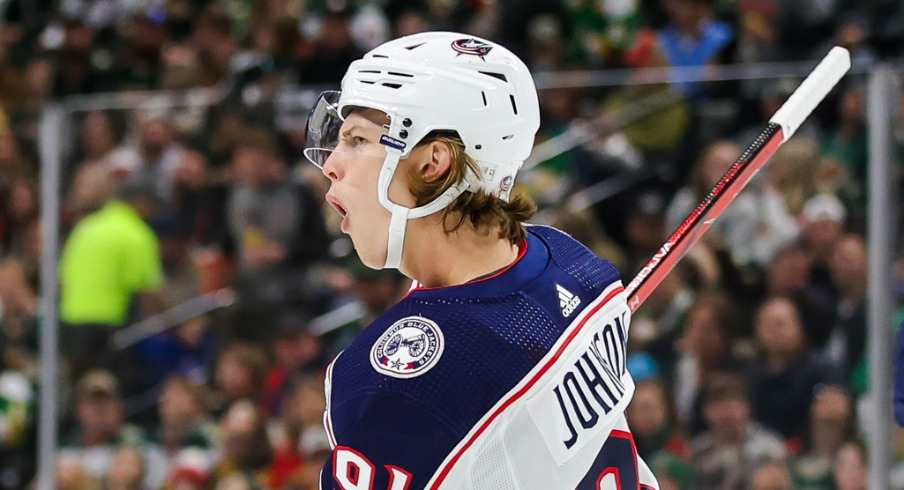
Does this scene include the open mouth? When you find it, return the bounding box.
[326,195,347,218]
[326,194,351,233]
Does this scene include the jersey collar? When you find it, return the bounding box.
[406,229,549,299]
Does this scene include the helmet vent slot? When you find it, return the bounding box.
[481,92,487,107]
[382,82,403,89]
[404,43,426,50]
[359,69,381,74]
[388,71,414,78]
[502,134,514,140]
[509,95,518,115]
[479,71,507,83]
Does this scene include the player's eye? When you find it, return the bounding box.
[352,136,367,147]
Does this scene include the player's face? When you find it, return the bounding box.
[321,110,415,268]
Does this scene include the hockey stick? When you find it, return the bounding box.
[625,46,851,313]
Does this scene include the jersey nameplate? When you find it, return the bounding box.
[526,303,633,466]
[371,316,445,379]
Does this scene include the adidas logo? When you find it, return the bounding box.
[557,284,581,317]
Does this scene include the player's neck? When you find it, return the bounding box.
[401,220,520,288]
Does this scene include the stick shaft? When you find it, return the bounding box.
[625,124,783,312]
[625,46,851,312]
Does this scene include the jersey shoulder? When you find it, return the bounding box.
[526,224,622,295]
[329,227,623,429]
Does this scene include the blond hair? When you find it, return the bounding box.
[408,132,536,245]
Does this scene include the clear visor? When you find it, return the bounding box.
[303,90,395,169]
[303,91,343,168]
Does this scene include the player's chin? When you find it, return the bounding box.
[357,252,387,271]
[350,236,388,270]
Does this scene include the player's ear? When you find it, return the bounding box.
[416,140,453,183]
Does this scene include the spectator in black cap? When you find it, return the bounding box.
[60,369,162,487]
[622,190,667,275]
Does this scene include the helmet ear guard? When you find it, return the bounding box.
[304,31,540,270]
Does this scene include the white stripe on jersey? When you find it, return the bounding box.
[324,354,339,449]
[424,282,658,489]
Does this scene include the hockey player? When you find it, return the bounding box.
[303,31,659,489]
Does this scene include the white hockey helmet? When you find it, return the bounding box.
[304,31,540,269]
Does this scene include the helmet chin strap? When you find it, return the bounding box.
[383,204,409,270]
[376,150,472,270]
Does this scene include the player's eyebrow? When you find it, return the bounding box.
[340,125,363,138]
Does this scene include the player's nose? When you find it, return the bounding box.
[322,151,342,181]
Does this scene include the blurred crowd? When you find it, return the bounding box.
[0,0,902,489]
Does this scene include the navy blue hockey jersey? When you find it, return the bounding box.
[321,226,659,489]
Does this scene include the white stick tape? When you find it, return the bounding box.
[770,46,851,141]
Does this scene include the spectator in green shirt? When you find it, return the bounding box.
[59,163,164,379]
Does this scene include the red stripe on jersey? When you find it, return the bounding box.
[429,285,625,489]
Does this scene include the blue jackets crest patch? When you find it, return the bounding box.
[370,316,444,378]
